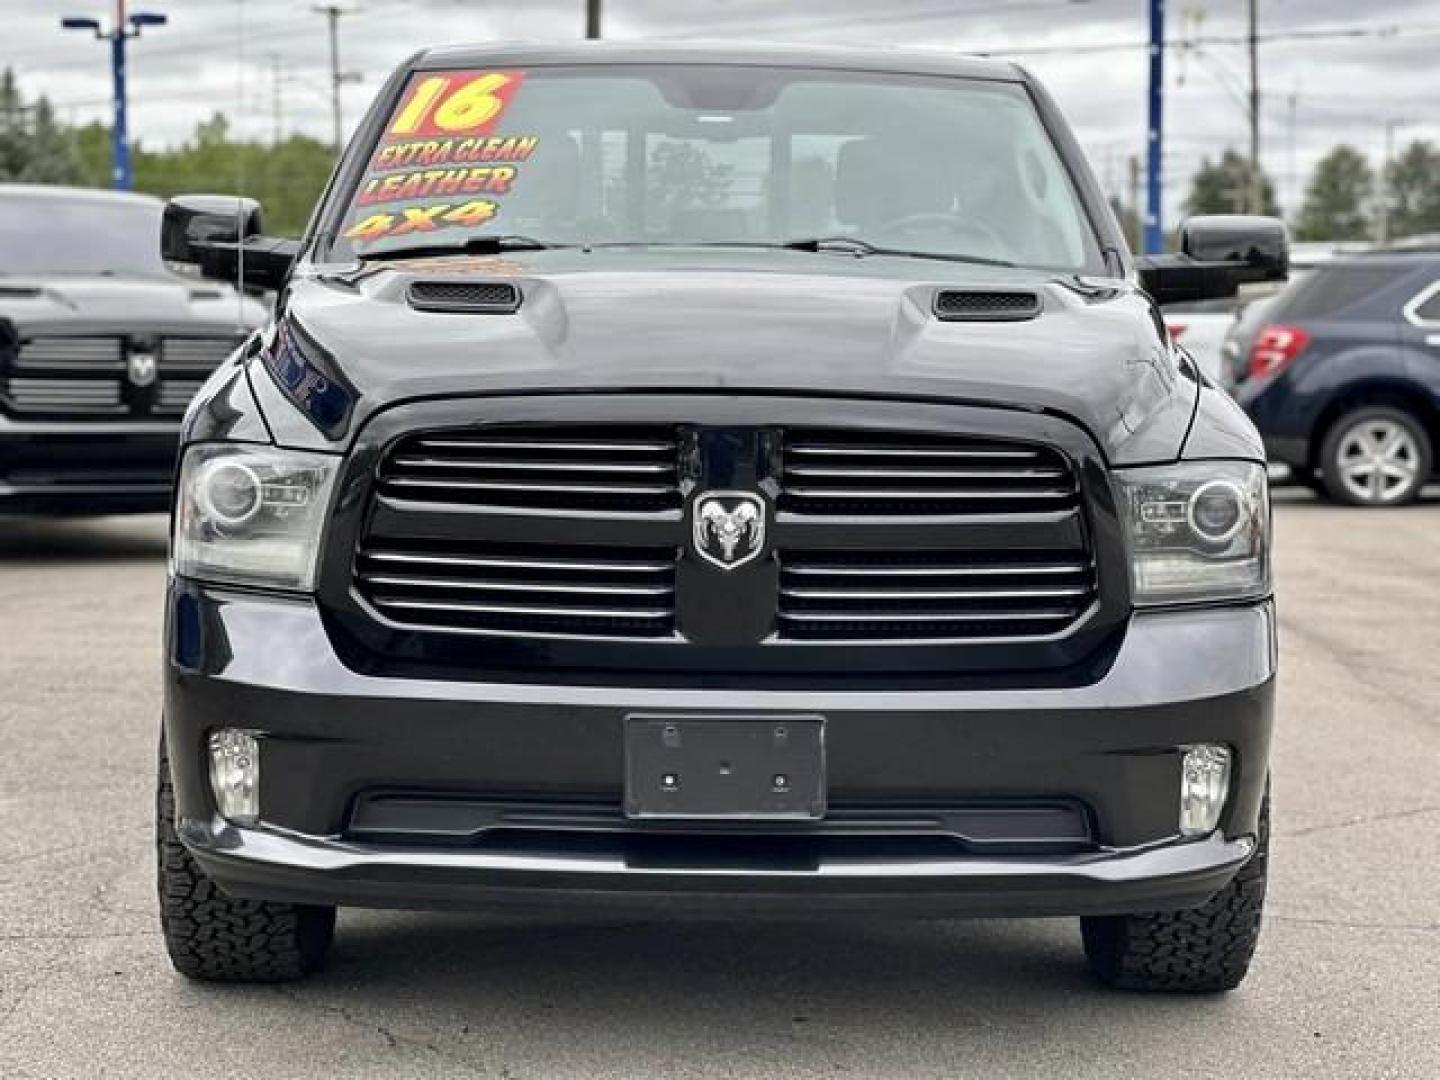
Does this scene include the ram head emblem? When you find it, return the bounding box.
[692,492,767,570]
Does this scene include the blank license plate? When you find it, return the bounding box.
[624,716,825,821]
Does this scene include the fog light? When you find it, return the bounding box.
[1179,744,1231,837]
[208,729,260,825]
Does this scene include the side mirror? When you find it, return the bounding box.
[1138,215,1289,306]
[161,194,300,293]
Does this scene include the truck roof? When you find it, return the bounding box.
[413,39,1026,83]
[0,183,163,209]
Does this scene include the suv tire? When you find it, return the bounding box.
[1319,405,1432,506]
[1080,792,1269,993]
[156,736,335,982]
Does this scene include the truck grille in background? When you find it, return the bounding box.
[10,337,125,371]
[377,425,683,513]
[1,335,240,419]
[1,377,124,414]
[155,380,207,416]
[160,337,240,372]
[780,429,1077,517]
[777,549,1096,641]
[356,541,678,638]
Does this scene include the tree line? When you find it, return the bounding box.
[0,69,335,236]
[1181,143,1440,242]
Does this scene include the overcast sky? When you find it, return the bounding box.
[7,0,1439,224]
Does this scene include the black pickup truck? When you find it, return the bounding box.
[154,42,1285,992]
[0,184,265,514]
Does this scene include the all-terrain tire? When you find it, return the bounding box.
[1081,793,1269,993]
[156,736,335,982]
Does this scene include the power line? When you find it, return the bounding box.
[984,20,1440,57]
[650,0,1096,37]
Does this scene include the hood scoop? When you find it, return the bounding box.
[407,280,522,314]
[933,288,1042,322]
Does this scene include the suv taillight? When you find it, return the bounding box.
[1248,324,1310,379]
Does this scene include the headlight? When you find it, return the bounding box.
[1115,461,1270,605]
[174,444,340,590]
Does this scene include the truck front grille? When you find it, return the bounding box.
[377,424,682,513]
[780,428,1076,517]
[356,541,678,638]
[344,413,1111,675]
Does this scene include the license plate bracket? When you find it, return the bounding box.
[624,715,826,821]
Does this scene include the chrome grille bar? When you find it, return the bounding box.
[14,337,124,370]
[781,428,1081,518]
[378,424,682,514]
[355,539,679,639]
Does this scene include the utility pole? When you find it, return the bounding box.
[269,55,284,148]
[1247,0,1262,214]
[1129,155,1143,251]
[313,4,359,152]
[60,2,168,191]
[1286,87,1297,219]
[1144,0,1164,254]
[1376,119,1405,246]
[585,0,602,39]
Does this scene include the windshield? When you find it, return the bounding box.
[327,64,1101,272]
[0,195,165,276]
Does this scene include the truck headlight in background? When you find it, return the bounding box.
[174,444,340,591]
[1115,461,1270,605]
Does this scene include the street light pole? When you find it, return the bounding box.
[60,2,168,191]
[1144,0,1164,254]
[1247,0,1262,214]
[110,6,129,189]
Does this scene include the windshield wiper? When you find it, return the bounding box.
[355,234,562,261]
[779,237,1017,268]
[620,237,1018,268]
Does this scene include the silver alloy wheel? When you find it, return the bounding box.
[1334,418,1422,504]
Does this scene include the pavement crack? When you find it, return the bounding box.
[1278,804,1440,839]
[270,988,449,1059]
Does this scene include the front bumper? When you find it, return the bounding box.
[0,420,178,514]
[182,818,1252,918]
[165,585,1277,917]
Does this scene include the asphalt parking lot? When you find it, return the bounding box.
[1,490,1437,1079]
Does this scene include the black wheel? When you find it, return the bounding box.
[1319,406,1432,506]
[156,735,335,982]
[1081,793,1269,993]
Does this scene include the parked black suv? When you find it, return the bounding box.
[156,43,1284,992]
[0,185,265,514]
[1235,250,1440,505]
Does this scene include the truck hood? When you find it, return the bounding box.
[0,272,266,333]
[274,249,1195,465]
